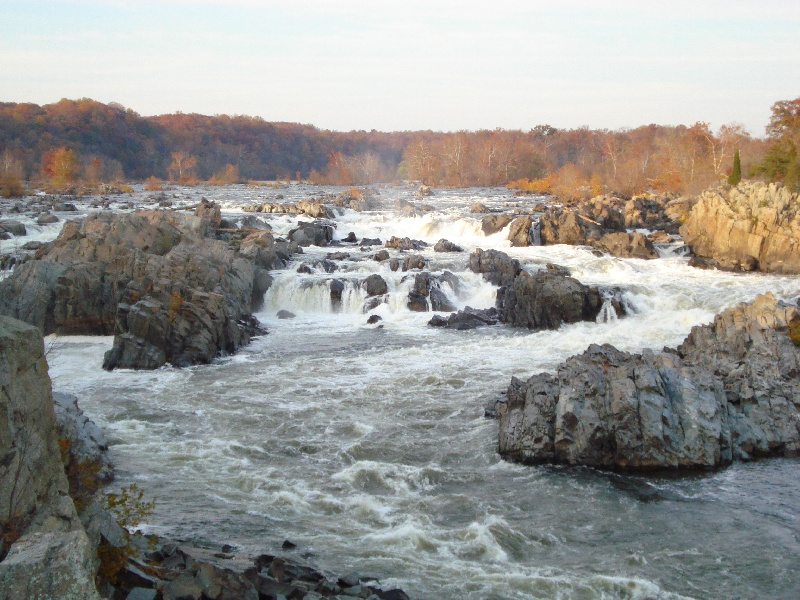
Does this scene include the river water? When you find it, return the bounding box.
[39,184,800,599]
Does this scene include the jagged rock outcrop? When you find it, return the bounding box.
[680,181,800,273]
[0,208,281,369]
[0,316,101,599]
[496,269,603,329]
[468,249,607,330]
[497,293,800,470]
[53,392,113,484]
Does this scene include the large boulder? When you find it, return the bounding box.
[0,209,278,370]
[497,293,800,470]
[680,181,800,273]
[0,317,101,599]
[468,248,521,287]
[496,269,602,330]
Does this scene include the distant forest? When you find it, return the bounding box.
[1,97,798,198]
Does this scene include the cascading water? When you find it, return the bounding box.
[46,184,800,600]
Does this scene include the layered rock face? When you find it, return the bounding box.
[498,293,800,470]
[680,181,800,273]
[0,208,282,369]
[0,316,100,599]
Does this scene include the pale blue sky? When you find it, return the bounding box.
[1,0,798,135]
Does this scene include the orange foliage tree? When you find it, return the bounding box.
[41,146,79,188]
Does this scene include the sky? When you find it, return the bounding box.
[1,0,799,136]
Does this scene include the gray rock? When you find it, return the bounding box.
[163,572,203,600]
[498,293,800,469]
[468,248,521,287]
[401,254,426,271]
[37,213,60,225]
[127,588,157,600]
[277,310,296,319]
[0,210,276,370]
[0,531,101,600]
[53,392,113,482]
[385,236,427,251]
[508,216,534,247]
[363,274,388,297]
[433,239,464,253]
[496,269,602,330]
[288,221,335,247]
[0,220,26,236]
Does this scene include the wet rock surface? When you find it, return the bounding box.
[497,293,800,470]
[0,206,287,370]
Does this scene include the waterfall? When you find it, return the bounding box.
[596,298,619,324]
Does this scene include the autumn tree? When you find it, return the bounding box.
[41,146,79,188]
[209,163,242,185]
[753,97,800,190]
[167,151,198,184]
[0,149,25,197]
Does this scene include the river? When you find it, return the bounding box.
[39,184,800,599]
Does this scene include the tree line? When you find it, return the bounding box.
[1,97,798,198]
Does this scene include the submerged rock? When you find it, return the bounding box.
[498,293,800,470]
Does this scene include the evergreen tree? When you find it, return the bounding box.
[727,148,742,186]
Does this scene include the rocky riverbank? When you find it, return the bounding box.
[495,293,800,470]
[680,180,800,273]
[0,314,413,600]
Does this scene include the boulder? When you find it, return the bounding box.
[481,213,514,235]
[52,392,113,483]
[680,181,800,273]
[508,216,534,247]
[496,269,602,329]
[539,201,625,246]
[195,198,221,228]
[471,202,490,213]
[433,238,464,253]
[36,213,59,225]
[468,248,521,287]
[593,231,659,259]
[287,221,334,247]
[401,254,427,271]
[498,293,800,470]
[428,307,499,330]
[363,274,388,297]
[407,273,456,313]
[0,220,26,236]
